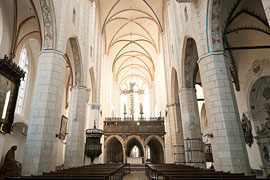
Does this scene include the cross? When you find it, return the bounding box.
[121,82,144,120]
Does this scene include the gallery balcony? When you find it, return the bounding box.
[103,117,165,135]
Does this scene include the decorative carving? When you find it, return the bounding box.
[0,56,25,133]
[247,60,270,110]
[241,113,253,147]
[40,0,55,49]
[246,60,263,81]
[120,82,144,119]
[184,39,197,88]
[211,0,222,51]
[85,125,104,163]
[256,121,270,137]
[69,37,82,86]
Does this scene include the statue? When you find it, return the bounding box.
[241,113,253,147]
[242,113,252,133]
[265,103,270,120]
[2,145,22,176]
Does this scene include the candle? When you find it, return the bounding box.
[124,104,126,113]
[140,103,143,113]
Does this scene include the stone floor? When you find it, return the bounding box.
[123,171,148,180]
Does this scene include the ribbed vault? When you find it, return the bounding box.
[99,0,164,87]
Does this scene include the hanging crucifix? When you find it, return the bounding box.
[121,82,144,120]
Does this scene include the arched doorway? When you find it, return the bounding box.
[106,138,124,164]
[126,137,144,164]
[146,137,164,163]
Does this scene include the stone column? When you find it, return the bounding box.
[198,51,250,174]
[64,86,90,168]
[167,104,185,164]
[22,50,66,175]
[262,0,270,26]
[179,88,205,168]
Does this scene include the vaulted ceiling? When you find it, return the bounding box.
[99,0,165,88]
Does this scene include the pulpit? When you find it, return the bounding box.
[85,123,104,163]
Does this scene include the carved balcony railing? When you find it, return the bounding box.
[104,117,165,135]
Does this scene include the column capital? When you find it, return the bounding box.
[39,49,66,58]
[178,87,196,93]
[197,51,227,64]
[70,86,91,92]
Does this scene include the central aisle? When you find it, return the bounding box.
[123,171,148,180]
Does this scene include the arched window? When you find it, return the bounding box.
[131,146,139,157]
[16,45,29,115]
[146,145,150,160]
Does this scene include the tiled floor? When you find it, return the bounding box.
[123,171,148,180]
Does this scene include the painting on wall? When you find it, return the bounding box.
[0,56,25,133]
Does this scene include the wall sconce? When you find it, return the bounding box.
[100,109,102,116]
[165,109,168,117]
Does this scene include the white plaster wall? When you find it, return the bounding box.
[0,0,14,58]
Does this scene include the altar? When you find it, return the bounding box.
[127,157,143,164]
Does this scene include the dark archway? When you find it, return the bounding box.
[146,138,164,163]
[106,138,124,164]
[126,137,144,162]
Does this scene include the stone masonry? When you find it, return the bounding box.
[198,52,250,174]
[64,86,90,168]
[22,50,66,175]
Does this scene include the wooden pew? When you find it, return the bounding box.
[145,164,267,180]
[6,164,130,180]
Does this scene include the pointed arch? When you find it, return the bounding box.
[40,0,57,49]
[68,37,83,86]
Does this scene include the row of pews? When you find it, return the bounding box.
[145,164,267,180]
[6,164,130,180]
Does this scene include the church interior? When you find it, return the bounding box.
[0,0,270,179]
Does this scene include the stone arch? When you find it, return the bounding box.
[181,37,199,88]
[89,67,96,103]
[104,135,125,164]
[125,136,145,161]
[40,0,56,49]
[144,135,165,148]
[245,59,270,110]
[219,0,270,91]
[67,36,83,86]
[249,76,270,118]
[208,0,223,52]
[145,136,165,163]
